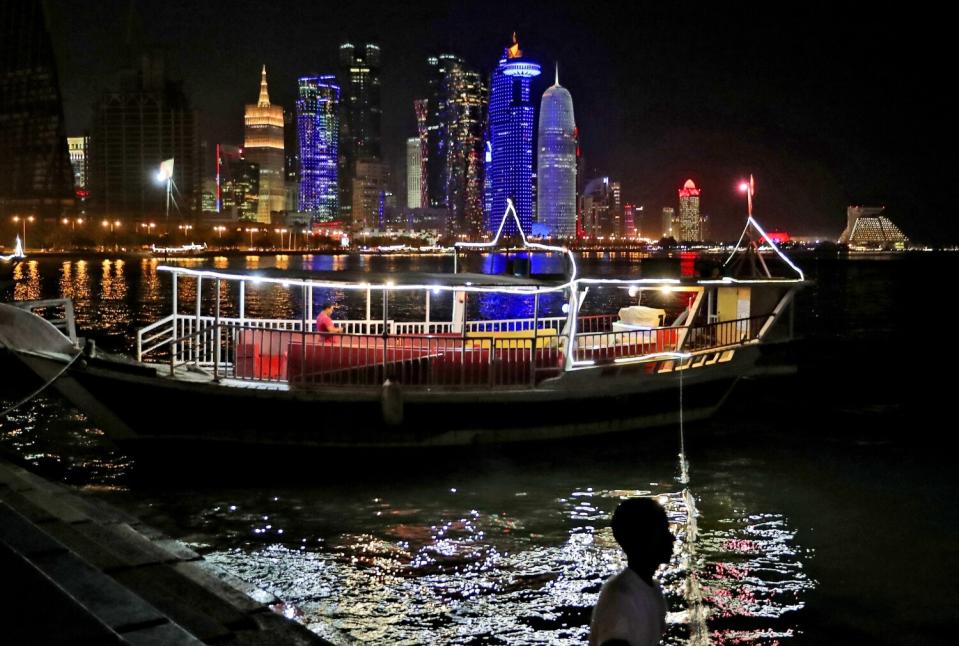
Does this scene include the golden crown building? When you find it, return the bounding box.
[244,66,285,222]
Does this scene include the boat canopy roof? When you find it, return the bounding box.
[159,266,572,289]
[157,265,805,292]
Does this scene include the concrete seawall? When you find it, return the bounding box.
[0,458,333,645]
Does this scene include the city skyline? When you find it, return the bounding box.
[21,1,955,242]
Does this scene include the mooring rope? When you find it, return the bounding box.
[0,351,83,418]
[677,358,709,644]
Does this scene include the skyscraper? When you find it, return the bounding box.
[67,136,89,192]
[580,177,618,237]
[244,66,285,222]
[661,207,676,239]
[678,179,702,241]
[486,34,541,236]
[413,99,429,210]
[338,42,382,224]
[425,54,487,236]
[0,0,75,219]
[90,50,200,219]
[536,64,577,238]
[406,137,422,208]
[283,109,299,212]
[623,203,638,238]
[297,75,340,222]
[352,159,388,229]
[216,144,259,220]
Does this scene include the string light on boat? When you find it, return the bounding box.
[455,198,580,284]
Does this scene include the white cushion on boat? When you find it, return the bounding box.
[618,306,665,327]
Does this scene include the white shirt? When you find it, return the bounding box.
[589,567,666,646]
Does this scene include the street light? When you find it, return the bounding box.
[11,215,35,249]
[138,222,157,240]
[244,227,259,249]
[738,175,755,218]
[102,219,121,251]
[273,227,288,249]
[155,158,175,220]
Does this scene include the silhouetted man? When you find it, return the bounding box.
[589,498,675,646]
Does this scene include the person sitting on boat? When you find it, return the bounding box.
[315,302,342,336]
[590,498,674,646]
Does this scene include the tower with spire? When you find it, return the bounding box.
[485,33,541,236]
[537,63,577,237]
[244,65,285,222]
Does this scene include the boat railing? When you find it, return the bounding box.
[576,314,617,333]
[137,314,571,364]
[12,298,78,345]
[572,326,680,363]
[137,312,774,385]
[571,314,772,364]
[216,323,564,389]
[136,314,390,363]
[136,313,177,362]
[681,315,770,352]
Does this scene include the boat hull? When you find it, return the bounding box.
[33,348,753,454]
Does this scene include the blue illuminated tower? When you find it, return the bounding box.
[485,34,541,236]
[297,75,340,222]
[537,64,577,238]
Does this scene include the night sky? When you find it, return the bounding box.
[48,1,953,242]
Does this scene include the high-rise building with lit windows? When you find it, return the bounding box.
[580,177,620,237]
[413,99,429,210]
[406,138,422,208]
[425,54,487,236]
[0,0,74,219]
[678,179,702,241]
[662,207,676,239]
[338,42,382,223]
[67,136,89,191]
[536,65,576,238]
[297,75,340,221]
[244,66,285,222]
[352,159,389,229]
[485,34,540,236]
[216,144,259,220]
[90,50,200,219]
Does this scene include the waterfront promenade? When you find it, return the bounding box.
[0,457,330,645]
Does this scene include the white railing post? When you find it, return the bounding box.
[172,272,178,365]
[306,282,313,331]
[531,289,540,386]
[239,280,245,327]
[365,287,371,327]
[564,282,579,370]
[195,275,202,366]
[213,278,221,381]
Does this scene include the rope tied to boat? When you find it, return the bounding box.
[0,350,84,419]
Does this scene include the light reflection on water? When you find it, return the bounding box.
[0,253,815,644]
[180,482,812,645]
